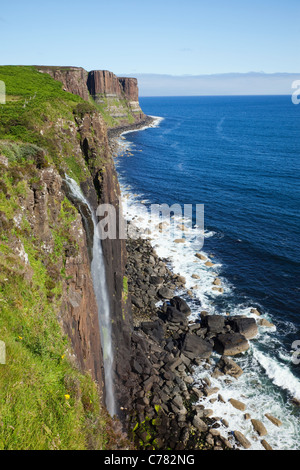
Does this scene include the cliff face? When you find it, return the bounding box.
[46,99,133,410]
[77,111,133,412]
[87,70,122,97]
[39,66,146,127]
[37,66,90,101]
[118,77,139,102]
[87,70,139,102]
[87,70,145,125]
[34,167,104,385]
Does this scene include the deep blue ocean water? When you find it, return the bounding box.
[115,96,300,449]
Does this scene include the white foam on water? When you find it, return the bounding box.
[120,116,165,137]
[193,348,300,450]
[253,349,300,401]
[114,119,300,450]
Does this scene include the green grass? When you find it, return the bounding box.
[0,66,107,187]
[0,66,82,144]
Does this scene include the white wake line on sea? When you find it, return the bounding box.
[120,115,165,137]
[253,349,300,401]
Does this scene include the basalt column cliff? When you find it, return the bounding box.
[37,65,150,415]
[39,66,146,127]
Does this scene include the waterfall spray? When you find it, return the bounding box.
[65,176,116,416]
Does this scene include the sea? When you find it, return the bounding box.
[113,96,300,450]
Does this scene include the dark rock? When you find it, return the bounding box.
[149,275,163,286]
[193,415,208,432]
[202,315,226,334]
[131,295,144,309]
[141,320,164,343]
[158,286,174,299]
[214,356,244,379]
[132,359,143,375]
[166,306,188,325]
[181,333,213,360]
[227,316,258,340]
[214,332,249,356]
[170,296,191,315]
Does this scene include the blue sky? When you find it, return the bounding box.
[0,0,299,75]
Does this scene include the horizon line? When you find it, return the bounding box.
[139,94,292,98]
[0,66,299,78]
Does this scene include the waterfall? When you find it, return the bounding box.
[65,176,116,416]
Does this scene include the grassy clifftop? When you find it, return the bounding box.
[0,66,127,450]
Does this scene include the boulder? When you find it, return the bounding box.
[234,431,251,449]
[214,332,249,356]
[291,397,300,406]
[258,318,275,328]
[166,306,188,326]
[228,316,258,340]
[204,386,220,397]
[158,286,174,299]
[265,413,282,427]
[261,439,273,450]
[0,155,8,167]
[181,333,213,360]
[229,398,246,411]
[170,296,191,315]
[176,275,186,284]
[132,359,143,375]
[251,419,268,437]
[212,287,224,293]
[250,308,261,316]
[141,320,164,343]
[205,261,214,267]
[193,415,208,432]
[202,315,225,334]
[214,356,244,379]
[195,253,207,261]
[149,275,163,286]
[131,295,144,309]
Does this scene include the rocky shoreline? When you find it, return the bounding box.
[123,223,280,450]
[107,115,156,141]
[108,125,281,451]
